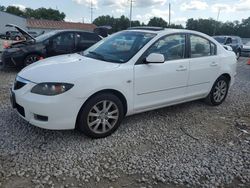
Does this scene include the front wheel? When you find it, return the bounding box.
[205,76,229,106]
[77,93,124,138]
[23,54,40,67]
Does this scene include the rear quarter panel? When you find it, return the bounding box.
[218,47,237,86]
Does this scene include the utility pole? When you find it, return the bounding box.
[169,3,171,26]
[213,8,221,35]
[90,0,94,23]
[129,0,134,27]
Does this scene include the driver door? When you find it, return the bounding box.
[134,34,190,112]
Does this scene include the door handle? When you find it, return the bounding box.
[176,65,187,71]
[210,62,218,67]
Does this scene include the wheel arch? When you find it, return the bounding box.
[23,52,44,65]
[220,73,231,83]
[75,89,128,128]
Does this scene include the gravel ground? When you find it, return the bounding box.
[0,58,250,188]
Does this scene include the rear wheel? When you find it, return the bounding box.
[77,93,124,138]
[205,76,229,106]
[23,54,40,67]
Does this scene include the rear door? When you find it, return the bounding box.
[187,34,219,97]
[76,32,101,51]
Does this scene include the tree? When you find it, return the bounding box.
[31,8,65,21]
[116,15,130,31]
[185,17,250,37]
[186,18,221,36]
[148,17,168,27]
[93,15,116,33]
[0,5,5,11]
[6,6,25,17]
[93,15,141,33]
[168,24,184,29]
[3,6,65,21]
[131,20,141,27]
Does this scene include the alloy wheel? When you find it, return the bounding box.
[213,80,228,103]
[25,55,39,66]
[87,100,119,134]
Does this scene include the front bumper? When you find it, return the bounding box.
[11,82,84,130]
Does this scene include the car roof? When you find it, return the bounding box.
[213,35,241,38]
[54,29,96,34]
[127,28,210,36]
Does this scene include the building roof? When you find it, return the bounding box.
[26,19,96,31]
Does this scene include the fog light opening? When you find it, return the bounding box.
[34,114,48,122]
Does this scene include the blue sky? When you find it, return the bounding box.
[1,0,250,25]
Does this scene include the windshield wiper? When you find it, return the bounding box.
[88,51,105,61]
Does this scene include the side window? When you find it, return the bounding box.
[190,35,212,58]
[53,32,74,47]
[232,38,238,44]
[147,34,186,61]
[77,32,100,43]
[86,33,100,41]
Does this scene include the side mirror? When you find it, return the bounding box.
[145,53,165,64]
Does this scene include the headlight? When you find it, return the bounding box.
[31,83,74,96]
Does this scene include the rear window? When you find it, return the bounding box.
[191,35,217,58]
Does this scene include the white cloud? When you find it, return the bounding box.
[211,0,250,13]
[211,3,233,13]
[73,0,167,9]
[180,0,208,11]
[173,17,187,25]
[12,4,26,11]
[72,0,98,8]
[235,0,250,11]
[135,0,167,8]
[136,8,174,24]
[101,0,127,8]
[115,8,125,14]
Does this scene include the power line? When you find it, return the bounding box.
[213,8,221,35]
[90,0,94,23]
[169,3,171,26]
[129,0,134,27]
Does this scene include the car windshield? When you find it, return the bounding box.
[213,36,226,44]
[83,31,156,63]
[35,31,58,42]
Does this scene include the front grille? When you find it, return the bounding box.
[14,81,27,90]
[16,103,25,117]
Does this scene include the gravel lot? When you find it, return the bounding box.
[0,58,250,188]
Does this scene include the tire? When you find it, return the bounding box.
[23,54,40,67]
[77,93,124,138]
[205,76,229,106]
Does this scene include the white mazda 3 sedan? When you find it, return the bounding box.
[10,27,237,138]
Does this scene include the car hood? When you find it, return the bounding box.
[6,24,35,41]
[18,53,120,83]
